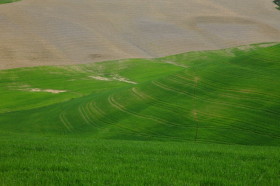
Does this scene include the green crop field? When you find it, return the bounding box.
[0,43,280,185]
[1,137,279,185]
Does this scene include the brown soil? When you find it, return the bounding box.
[1,0,280,69]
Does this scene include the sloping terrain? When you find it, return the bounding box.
[0,43,279,146]
[1,1,280,184]
[1,43,280,185]
[1,0,280,69]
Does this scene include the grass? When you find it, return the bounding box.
[0,42,280,185]
[0,0,19,4]
[0,136,279,185]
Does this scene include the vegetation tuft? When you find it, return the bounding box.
[274,0,280,10]
[0,0,19,4]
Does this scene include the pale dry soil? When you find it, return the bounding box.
[1,0,280,69]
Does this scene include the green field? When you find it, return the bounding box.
[0,43,280,185]
[1,136,279,185]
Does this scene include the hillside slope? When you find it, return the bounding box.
[1,0,280,69]
[0,43,279,146]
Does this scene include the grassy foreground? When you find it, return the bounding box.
[1,136,279,185]
[0,42,280,185]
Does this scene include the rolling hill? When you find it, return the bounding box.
[1,0,280,185]
[0,43,280,185]
[1,43,279,146]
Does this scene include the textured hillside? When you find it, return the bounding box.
[0,43,279,146]
[1,0,280,69]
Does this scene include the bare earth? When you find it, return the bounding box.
[0,0,280,69]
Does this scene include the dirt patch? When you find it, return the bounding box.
[89,76,111,81]
[29,88,66,94]
[89,75,137,84]
[112,75,137,84]
[18,87,67,94]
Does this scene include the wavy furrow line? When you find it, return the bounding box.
[152,80,279,116]
[223,56,280,79]
[177,72,280,100]
[88,102,106,116]
[168,75,279,103]
[131,87,189,111]
[108,95,195,129]
[81,102,108,129]
[78,104,93,125]
[174,74,280,103]
[193,75,199,142]
[59,112,73,132]
[126,89,280,139]
[167,76,280,112]
[134,84,279,139]
[88,101,187,141]
[77,101,114,130]
[130,88,192,118]
[197,110,279,132]
[79,102,162,139]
